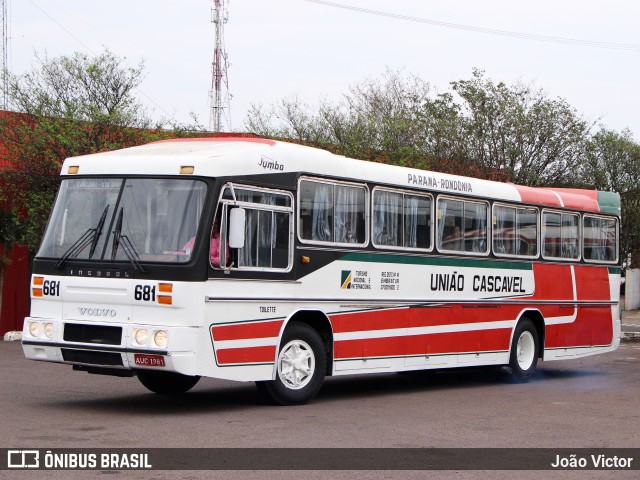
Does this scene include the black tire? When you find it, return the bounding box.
[137,370,200,394]
[255,322,326,405]
[508,318,539,382]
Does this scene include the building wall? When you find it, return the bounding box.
[625,268,640,311]
[0,244,30,335]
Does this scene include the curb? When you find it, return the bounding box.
[3,331,22,342]
[621,332,640,343]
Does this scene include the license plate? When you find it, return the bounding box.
[134,354,165,367]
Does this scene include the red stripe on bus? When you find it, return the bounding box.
[332,309,408,333]
[335,336,406,358]
[152,136,276,146]
[513,185,600,211]
[457,328,513,353]
[332,305,519,334]
[216,346,277,364]
[513,185,563,207]
[334,328,512,359]
[546,307,614,348]
[573,265,611,301]
[211,320,284,341]
[531,264,575,300]
[548,188,600,212]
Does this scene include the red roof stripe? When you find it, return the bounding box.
[547,188,600,212]
[151,136,276,146]
[512,184,563,207]
[513,185,600,211]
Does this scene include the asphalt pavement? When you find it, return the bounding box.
[622,308,640,339]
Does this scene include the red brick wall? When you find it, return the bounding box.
[0,244,30,334]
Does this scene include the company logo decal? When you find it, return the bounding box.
[258,156,284,171]
[341,270,353,289]
[341,270,371,290]
[78,307,117,317]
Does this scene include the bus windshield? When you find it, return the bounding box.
[38,177,208,264]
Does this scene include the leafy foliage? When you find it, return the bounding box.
[449,69,590,186]
[583,129,640,266]
[246,69,640,265]
[0,49,175,260]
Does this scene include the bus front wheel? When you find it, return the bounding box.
[256,322,326,405]
[508,318,539,382]
[137,371,200,394]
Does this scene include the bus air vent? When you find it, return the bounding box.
[63,324,123,345]
[61,349,124,367]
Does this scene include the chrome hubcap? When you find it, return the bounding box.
[516,331,535,370]
[277,340,315,390]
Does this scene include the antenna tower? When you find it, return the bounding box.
[1,0,8,109]
[209,0,231,132]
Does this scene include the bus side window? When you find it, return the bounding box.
[373,190,431,251]
[438,198,487,254]
[494,205,516,255]
[543,211,579,260]
[299,179,367,246]
[583,215,617,263]
[217,184,293,271]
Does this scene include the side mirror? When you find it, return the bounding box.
[228,208,246,249]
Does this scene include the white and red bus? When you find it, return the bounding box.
[22,136,621,404]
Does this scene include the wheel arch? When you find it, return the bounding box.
[515,309,546,360]
[278,309,334,376]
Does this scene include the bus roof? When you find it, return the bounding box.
[61,137,620,215]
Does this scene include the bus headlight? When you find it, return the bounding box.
[28,321,40,338]
[134,328,149,346]
[44,322,54,339]
[153,330,168,349]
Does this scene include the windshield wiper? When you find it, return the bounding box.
[88,204,109,258]
[55,205,110,270]
[110,207,145,273]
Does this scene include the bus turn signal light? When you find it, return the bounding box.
[158,295,172,305]
[32,277,44,297]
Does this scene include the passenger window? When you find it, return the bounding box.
[583,215,617,263]
[218,185,293,271]
[542,211,579,260]
[299,179,367,246]
[437,198,488,254]
[493,205,538,258]
[373,190,431,251]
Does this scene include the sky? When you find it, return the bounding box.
[8,0,640,137]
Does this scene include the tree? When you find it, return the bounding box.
[0,49,172,258]
[246,70,440,168]
[245,69,593,184]
[582,128,640,266]
[449,69,590,186]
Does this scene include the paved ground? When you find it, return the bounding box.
[1,338,639,479]
[622,309,640,335]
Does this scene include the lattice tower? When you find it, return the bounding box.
[209,0,231,132]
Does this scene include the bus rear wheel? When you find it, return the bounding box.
[137,371,200,394]
[508,318,539,382]
[256,322,326,405]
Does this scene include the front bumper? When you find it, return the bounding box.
[22,317,199,375]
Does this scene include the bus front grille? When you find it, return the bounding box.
[63,323,122,346]
[61,348,124,367]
